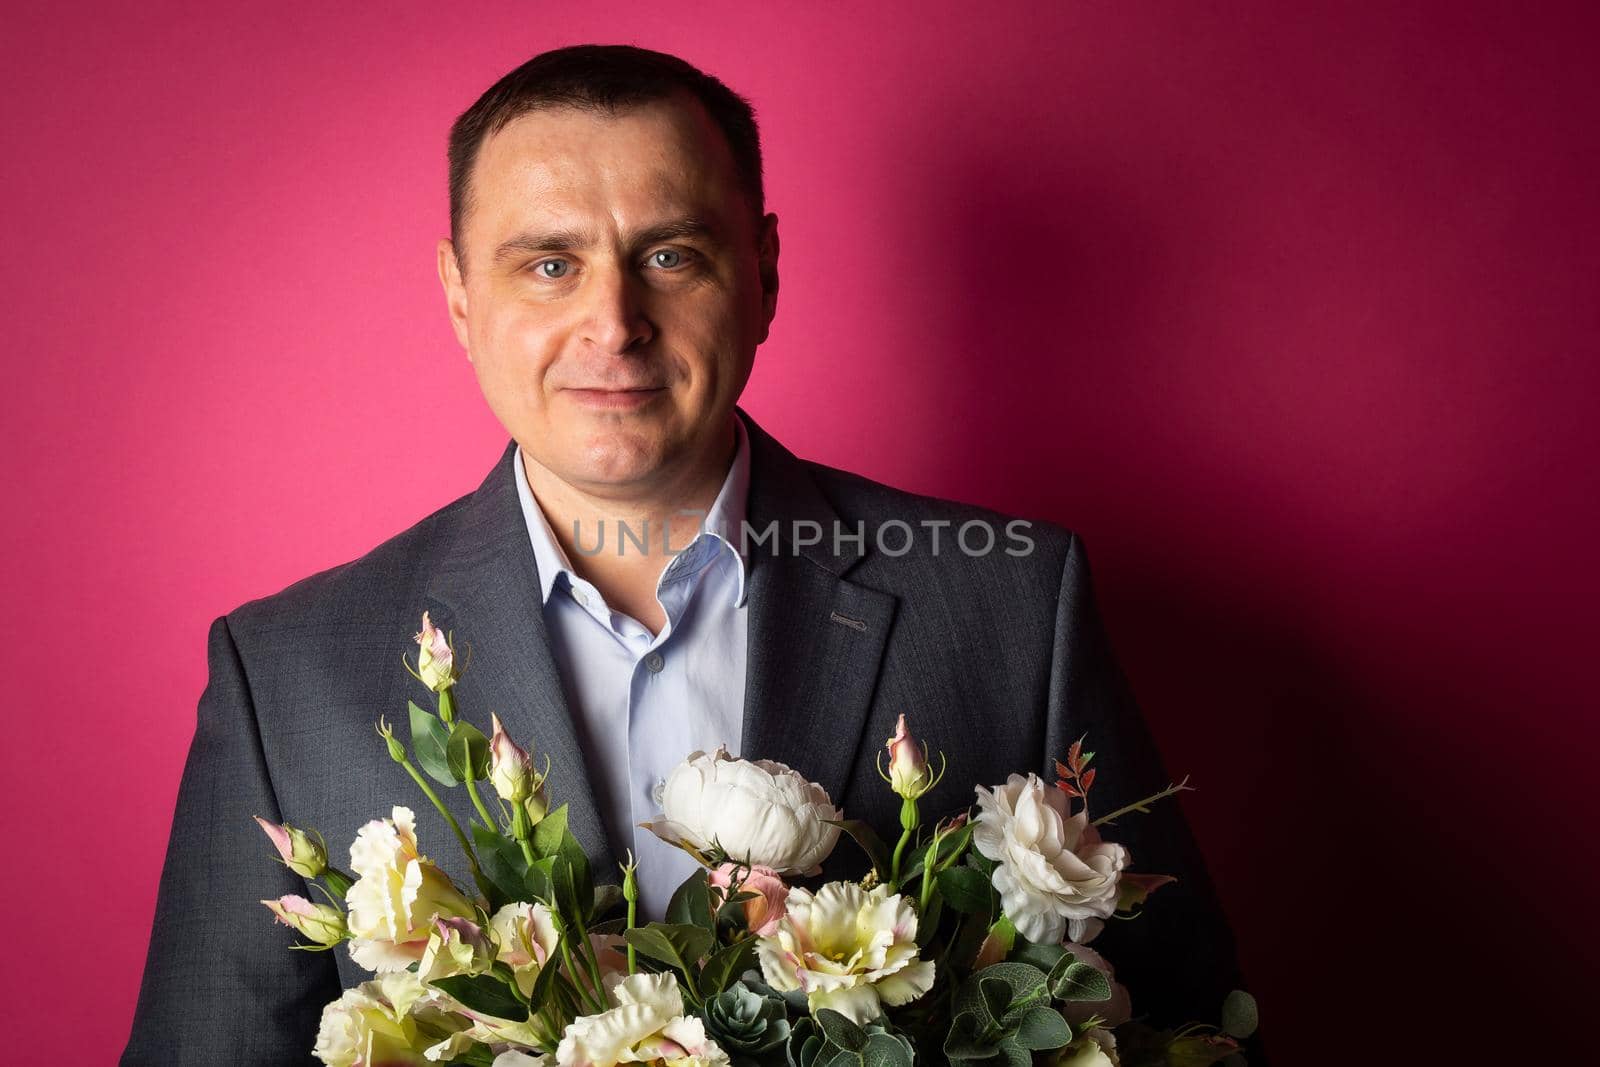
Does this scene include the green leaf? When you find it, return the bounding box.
[533,804,570,857]
[942,1011,1002,1061]
[446,720,491,782]
[623,923,714,979]
[1010,1007,1072,1051]
[471,824,527,907]
[815,1008,867,1052]
[938,866,995,914]
[1221,989,1259,1039]
[955,963,1048,1024]
[1047,959,1111,1003]
[408,701,455,786]
[1006,937,1066,973]
[698,937,757,996]
[523,855,556,903]
[551,855,580,922]
[860,1032,915,1067]
[902,821,974,880]
[980,976,1014,1022]
[429,974,528,1021]
[826,818,894,880]
[667,868,714,929]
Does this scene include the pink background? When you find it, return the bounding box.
[4,2,1595,1061]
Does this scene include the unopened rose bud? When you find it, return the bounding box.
[489,713,534,803]
[885,714,934,798]
[253,817,328,879]
[523,777,550,825]
[262,894,347,947]
[414,611,457,693]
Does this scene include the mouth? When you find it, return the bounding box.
[563,387,669,411]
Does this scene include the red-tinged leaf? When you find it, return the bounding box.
[1081,769,1096,792]
[1067,740,1083,772]
[1056,783,1081,798]
[1054,760,1072,781]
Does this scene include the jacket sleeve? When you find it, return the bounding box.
[1043,533,1253,1034]
[122,615,341,1065]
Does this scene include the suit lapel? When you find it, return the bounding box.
[738,412,898,809]
[421,442,619,875]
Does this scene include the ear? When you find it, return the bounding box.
[436,239,471,356]
[756,212,780,344]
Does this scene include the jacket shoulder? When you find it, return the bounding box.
[803,458,1080,574]
[223,488,473,640]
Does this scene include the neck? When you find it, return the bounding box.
[520,417,739,567]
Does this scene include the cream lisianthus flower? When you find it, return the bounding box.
[314,971,462,1067]
[418,915,496,982]
[756,882,935,1025]
[488,901,561,997]
[414,611,457,692]
[642,748,841,875]
[556,972,729,1067]
[346,806,476,972]
[972,774,1129,944]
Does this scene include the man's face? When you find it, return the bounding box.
[438,95,779,496]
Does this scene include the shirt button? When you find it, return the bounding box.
[644,651,665,673]
[651,778,667,805]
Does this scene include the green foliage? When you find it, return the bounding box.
[1220,990,1259,1039]
[900,821,974,882]
[668,868,716,929]
[623,923,716,991]
[471,823,526,909]
[446,720,491,782]
[704,982,792,1065]
[793,1011,915,1067]
[943,962,1073,1063]
[936,866,993,914]
[430,973,527,1022]
[1047,958,1112,1003]
[408,701,455,786]
[700,938,760,998]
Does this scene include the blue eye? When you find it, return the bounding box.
[538,260,570,278]
[649,249,684,269]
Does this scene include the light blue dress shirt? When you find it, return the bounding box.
[511,416,750,920]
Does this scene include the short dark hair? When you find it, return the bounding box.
[447,44,765,261]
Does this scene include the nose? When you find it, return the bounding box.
[579,261,654,355]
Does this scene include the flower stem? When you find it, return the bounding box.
[397,754,494,902]
[463,774,498,834]
[1090,776,1193,828]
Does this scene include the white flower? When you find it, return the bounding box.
[315,971,461,1067]
[1050,1028,1119,1067]
[492,1053,553,1067]
[346,806,476,971]
[972,774,1129,944]
[488,901,561,997]
[756,881,935,1025]
[643,747,841,875]
[557,972,729,1067]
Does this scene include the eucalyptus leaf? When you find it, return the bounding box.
[1221,989,1259,1039]
[860,1032,914,1067]
[408,701,455,786]
[1010,1007,1072,1051]
[1047,959,1111,1003]
[815,1009,867,1052]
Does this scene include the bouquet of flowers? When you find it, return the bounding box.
[257,614,1258,1067]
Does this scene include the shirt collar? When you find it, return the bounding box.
[512,412,752,608]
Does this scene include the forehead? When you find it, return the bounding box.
[466,97,743,238]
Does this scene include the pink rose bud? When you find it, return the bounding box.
[414,611,457,692]
[885,714,933,798]
[253,816,327,879]
[489,713,534,803]
[708,862,790,937]
[262,894,347,946]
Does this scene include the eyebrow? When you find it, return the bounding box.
[491,215,721,264]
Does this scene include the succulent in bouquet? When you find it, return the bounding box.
[255,613,1258,1066]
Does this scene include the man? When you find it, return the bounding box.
[124,44,1247,1064]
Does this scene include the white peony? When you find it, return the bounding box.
[756,881,936,1025]
[972,774,1129,944]
[314,971,462,1067]
[346,806,476,972]
[557,972,729,1067]
[642,747,841,875]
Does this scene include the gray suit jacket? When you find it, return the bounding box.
[123,410,1246,1064]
